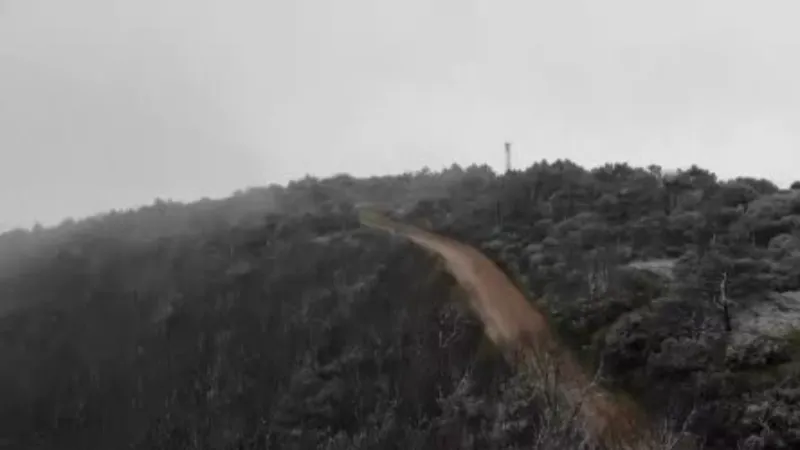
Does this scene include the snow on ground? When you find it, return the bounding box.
[627,259,677,279]
[733,291,800,343]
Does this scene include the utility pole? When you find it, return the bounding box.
[505,142,512,173]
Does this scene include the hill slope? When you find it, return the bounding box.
[410,161,800,449]
[0,161,798,449]
[0,199,608,449]
[0,215,506,449]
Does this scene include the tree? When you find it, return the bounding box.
[733,177,779,195]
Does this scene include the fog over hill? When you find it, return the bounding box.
[3,1,800,449]
[3,0,800,228]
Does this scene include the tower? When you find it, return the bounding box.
[505,142,512,173]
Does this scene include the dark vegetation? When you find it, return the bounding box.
[413,162,800,450]
[0,162,799,449]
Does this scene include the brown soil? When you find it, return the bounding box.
[364,216,659,449]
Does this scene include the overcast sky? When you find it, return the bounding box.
[2,0,800,229]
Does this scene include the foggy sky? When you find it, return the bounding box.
[2,0,800,229]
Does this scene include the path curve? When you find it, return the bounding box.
[362,214,657,449]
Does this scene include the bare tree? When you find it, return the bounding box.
[713,272,732,332]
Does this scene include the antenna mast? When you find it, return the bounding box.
[504,142,512,173]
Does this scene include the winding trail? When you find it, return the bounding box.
[362,213,657,449]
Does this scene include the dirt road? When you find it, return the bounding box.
[362,215,657,449]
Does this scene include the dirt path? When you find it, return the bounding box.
[363,215,658,449]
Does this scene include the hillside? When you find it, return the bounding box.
[0,161,798,449]
[1,210,523,449]
[408,161,800,449]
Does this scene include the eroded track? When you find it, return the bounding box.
[362,214,657,449]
